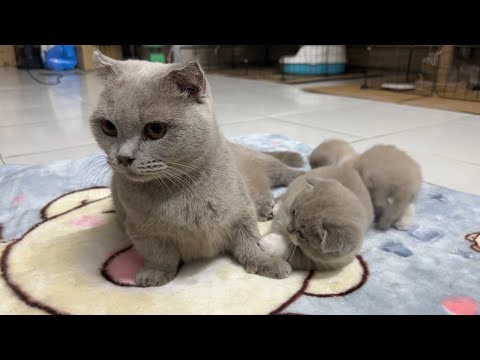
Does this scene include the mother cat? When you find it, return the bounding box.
[89,52,300,287]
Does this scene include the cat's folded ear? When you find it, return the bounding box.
[92,50,121,83]
[165,60,207,103]
[306,177,324,190]
[319,224,357,254]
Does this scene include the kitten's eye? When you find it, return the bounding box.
[292,209,296,217]
[144,122,167,140]
[100,119,117,137]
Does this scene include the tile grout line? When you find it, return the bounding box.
[266,102,368,119]
[430,153,480,167]
[222,116,364,140]
[267,116,366,139]
[348,119,456,144]
[4,143,100,159]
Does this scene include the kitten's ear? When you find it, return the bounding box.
[306,177,323,190]
[92,50,121,82]
[319,225,345,254]
[320,224,360,254]
[165,60,207,103]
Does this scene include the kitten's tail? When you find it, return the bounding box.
[263,151,305,168]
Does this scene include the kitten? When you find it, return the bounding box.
[260,165,373,271]
[349,144,422,231]
[309,139,357,169]
[232,143,304,221]
[263,151,305,168]
[90,52,295,287]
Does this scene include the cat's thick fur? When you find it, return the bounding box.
[260,165,373,271]
[348,144,422,231]
[309,139,357,169]
[89,52,302,286]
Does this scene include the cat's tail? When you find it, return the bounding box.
[263,151,305,168]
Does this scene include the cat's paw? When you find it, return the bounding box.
[259,233,289,257]
[245,256,292,279]
[394,203,415,231]
[257,199,275,222]
[134,268,176,287]
[394,220,411,231]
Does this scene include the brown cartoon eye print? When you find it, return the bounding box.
[465,232,480,253]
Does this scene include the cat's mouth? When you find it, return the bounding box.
[108,161,168,182]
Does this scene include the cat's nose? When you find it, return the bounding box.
[117,156,135,166]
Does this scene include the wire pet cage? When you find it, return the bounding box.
[360,45,480,102]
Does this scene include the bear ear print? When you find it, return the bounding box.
[41,187,111,220]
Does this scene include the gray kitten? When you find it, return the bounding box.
[260,165,373,271]
[89,52,298,286]
[232,143,304,221]
[309,139,357,169]
[348,144,422,231]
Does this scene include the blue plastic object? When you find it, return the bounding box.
[281,63,346,76]
[44,45,78,71]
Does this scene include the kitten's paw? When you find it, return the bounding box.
[245,256,292,279]
[393,220,411,231]
[257,199,275,222]
[259,233,288,257]
[394,203,415,231]
[134,268,176,287]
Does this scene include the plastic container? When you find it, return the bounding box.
[280,45,347,75]
[42,45,78,71]
[149,53,166,63]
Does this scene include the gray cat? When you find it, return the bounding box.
[309,139,357,169]
[260,165,373,271]
[347,144,422,231]
[308,139,422,231]
[89,52,302,286]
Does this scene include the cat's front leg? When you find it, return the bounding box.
[110,177,127,230]
[126,226,181,287]
[229,219,292,279]
[394,203,416,231]
[256,194,275,222]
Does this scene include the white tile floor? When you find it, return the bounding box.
[1,67,479,195]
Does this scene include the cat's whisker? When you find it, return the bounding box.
[163,169,192,199]
[99,165,112,186]
[83,161,107,186]
[168,169,199,200]
[81,156,106,186]
[288,245,297,264]
[168,165,198,185]
[88,160,109,184]
[157,175,173,198]
[283,243,294,261]
[168,161,207,177]
[166,167,199,199]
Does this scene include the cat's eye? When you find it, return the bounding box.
[144,122,167,140]
[100,119,117,137]
[292,209,296,217]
